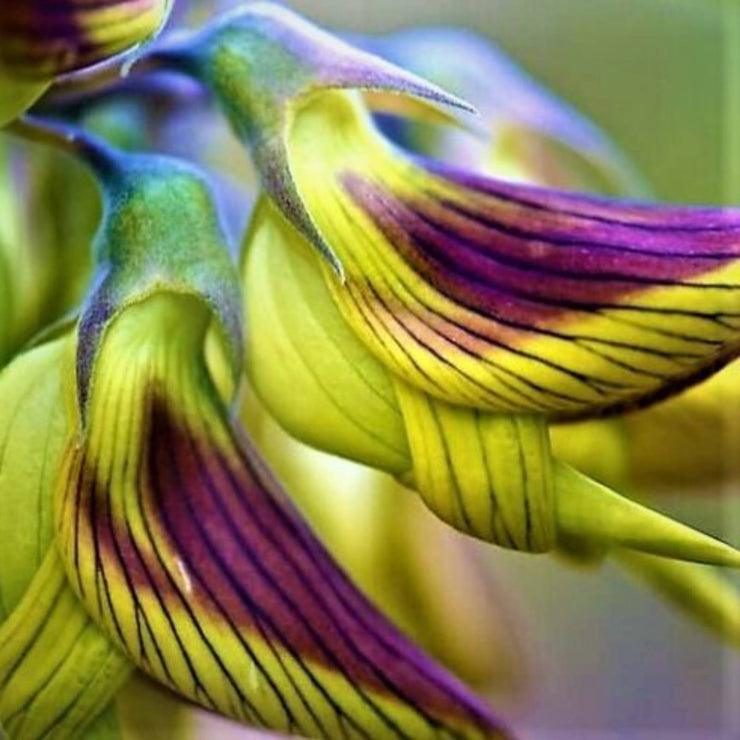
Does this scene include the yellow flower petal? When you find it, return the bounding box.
[0,551,130,739]
[54,293,508,738]
[0,337,72,615]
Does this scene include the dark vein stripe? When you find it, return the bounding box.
[160,408,363,738]
[224,416,494,736]
[421,159,740,236]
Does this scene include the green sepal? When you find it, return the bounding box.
[555,463,740,567]
[77,148,243,423]
[147,2,473,277]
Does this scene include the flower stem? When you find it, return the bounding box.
[3,115,120,180]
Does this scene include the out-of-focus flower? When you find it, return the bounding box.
[350,27,649,197]
[145,3,740,592]
[0,0,173,126]
[0,103,133,367]
[0,124,509,739]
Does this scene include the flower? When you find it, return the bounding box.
[0,124,509,739]
[354,23,740,499]
[145,3,740,577]
[0,0,173,126]
[346,23,740,645]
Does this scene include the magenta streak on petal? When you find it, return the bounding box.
[336,166,740,417]
[342,172,740,326]
[423,160,740,236]
[82,393,507,738]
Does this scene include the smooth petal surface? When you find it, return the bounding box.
[55,293,508,739]
[243,197,409,474]
[286,91,740,420]
[0,337,71,615]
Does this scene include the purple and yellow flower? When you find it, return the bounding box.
[0,125,510,738]
[141,3,740,589]
[343,22,740,645]
[0,0,173,126]
[3,3,740,737]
